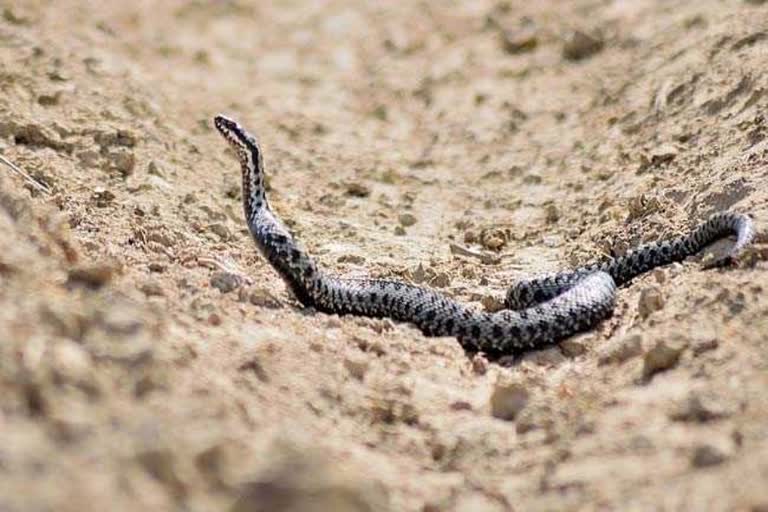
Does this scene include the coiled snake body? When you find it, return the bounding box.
[214,115,755,355]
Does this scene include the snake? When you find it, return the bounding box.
[213,115,755,355]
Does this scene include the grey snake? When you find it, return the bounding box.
[214,115,755,355]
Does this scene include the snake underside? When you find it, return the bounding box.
[214,115,755,355]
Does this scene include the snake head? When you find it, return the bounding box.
[214,115,261,168]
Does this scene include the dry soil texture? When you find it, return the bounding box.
[1,1,768,511]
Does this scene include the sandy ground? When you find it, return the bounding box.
[1,1,768,510]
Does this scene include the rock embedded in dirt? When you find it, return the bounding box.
[76,148,101,167]
[479,228,508,251]
[482,235,505,251]
[521,347,566,366]
[471,353,489,375]
[148,262,166,273]
[210,271,243,293]
[642,339,686,379]
[490,380,530,421]
[691,441,732,468]
[450,400,473,411]
[649,144,678,167]
[638,286,665,319]
[50,341,93,387]
[135,449,187,497]
[91,186,115,206]
[246,288,282,308]
[147,159,165,177]
[105,147,135,176]
[429,272,451,288]
[670,390,734,423]
[95,128,138,148]
[544,203,560,224]
[337,254,366,264]
[343,354,369,380]
[140,281,165,297]
[560,336,589,357]
[195,439,249,490]
[691,337,719,355]
[207,222,231,241]
[500,24,538,55]
[598,333,644,365]
[398,212,417,227]
[67,262,117,289]
[480,294,505,313]
[562,29,604,61]
[515,401,553,435]
[0,119,71,151]
[232,437,389,512]
[344,182,370,197]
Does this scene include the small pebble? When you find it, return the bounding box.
[50,341,92,386]
[106,147,135,176]
[562,29,604,61]
[337,254,365,264]
[483,235,505,251]
[500,24,538,54]
[394,225,406,236]
[598,333,644,365]
[67,262,116,289]
[195,439,248,489]
[638,286,665,319]
[650,144,678,166]
[515,402,552,435]
[210,271,243,294]
[325,317,343,329]
[490,380,529,421]
[208,223,231,242]
[520,347,566,367]
[148,262,166,273]
[560,336,589,357]
[544,204,560,224]
[135,449,186,495]
[76,149,101,168]
[450,401,473,411]
[471,354,489,375]
[480,295,505,313]
[344,355,369,380]
[691,337,719,355]
[345,182,370,197]
[92,187,115,206]
[147,160,165,177]
[94,128,138,148]
[670,390,733,422]
[480,228,507,251]
[691,441,731,468]
[140,281,165,297]
[248,288,282,308]
[430,272,451,288]
[398,213,417,227]
[411,263,428,283]
[643,339,686,379]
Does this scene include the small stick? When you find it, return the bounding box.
[0,153,51,194]
[449,243,501,265]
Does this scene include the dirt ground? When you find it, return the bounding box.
[1,0,767,510]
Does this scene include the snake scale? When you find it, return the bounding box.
[214,115,755,355]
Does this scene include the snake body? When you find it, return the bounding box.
[213,115,755,355]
